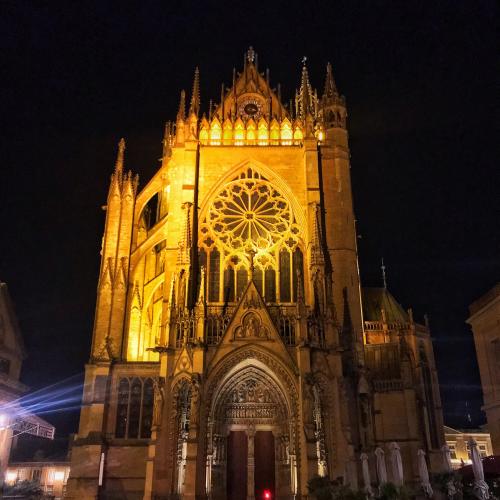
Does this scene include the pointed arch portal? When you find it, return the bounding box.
[206,356,298,500]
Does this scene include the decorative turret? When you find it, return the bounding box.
[92,138,138,362]
[298,59,317,137]
[298,60,314,119]
[322,62,338,100]
[319,62,346,129]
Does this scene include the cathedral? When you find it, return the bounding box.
[66,48,445,500]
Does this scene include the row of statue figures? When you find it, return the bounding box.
[355,441,490,499]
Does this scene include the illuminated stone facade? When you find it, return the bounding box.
[468,283,500,454]
[5,461,70,499]
[443,426,493,469]
[66,49,444,499]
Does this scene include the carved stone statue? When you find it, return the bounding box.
[302,374,316,425]
[190,374,201,425]
[152,377,165,427]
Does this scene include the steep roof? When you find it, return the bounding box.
[361,287,409,323]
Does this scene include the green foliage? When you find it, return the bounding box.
[307,476,415,500]
[3,479,44,499]
[308,475,335,500]
[431,471,463,498]
[378,482,411,500]
[331,484,367,500]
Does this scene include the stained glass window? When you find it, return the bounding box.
[141,378,154,439]
[115,379,130,438]
[115,377,155,439]
[200,168,302,304]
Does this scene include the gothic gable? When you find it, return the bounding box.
[208,279,297,371]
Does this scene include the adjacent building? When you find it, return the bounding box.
[467,283,500,455]
[5,460,70,499]
[444,425,493,469]
[0,281,28,488]
[66,48,445,499]
[0,282,56,491]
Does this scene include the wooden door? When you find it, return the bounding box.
[227,431,248,500]
[254,431,275,499]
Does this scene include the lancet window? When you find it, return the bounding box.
[199,168,303,304]
[115,377,154,439]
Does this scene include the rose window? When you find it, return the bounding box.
[201,168,299,262]
[200,167,303,304]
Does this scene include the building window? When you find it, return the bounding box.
[478,443,488,457]
[447,443,457,459]
[199,168,302,305]
[279,250,291,302]
[32,468,42,483]
[208,248,221,302]
[115,377,154,439]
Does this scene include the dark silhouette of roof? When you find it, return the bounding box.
[362,287,409,323]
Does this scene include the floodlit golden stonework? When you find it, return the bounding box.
[66,48,445,500]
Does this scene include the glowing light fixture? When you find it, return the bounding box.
[54,470,65,481]
[263,489,272,499]
[5,471,17,483]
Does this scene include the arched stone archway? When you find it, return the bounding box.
[205,354,299,500]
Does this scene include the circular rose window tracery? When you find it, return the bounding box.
[201,168,300,267]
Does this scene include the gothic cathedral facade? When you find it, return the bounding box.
[66,49,444,500]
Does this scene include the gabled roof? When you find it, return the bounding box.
[361,287,409,323]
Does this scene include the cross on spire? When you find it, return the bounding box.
[381,258,387,289]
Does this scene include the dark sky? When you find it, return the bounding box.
[1,1,498,438]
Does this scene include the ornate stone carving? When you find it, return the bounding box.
[190,374,201,425]
[200,168,300,265]
[242,290,261,310]
[206,347,299,418]
[229,378,274,404]
[234,312,269,339]
[152,376,165,427]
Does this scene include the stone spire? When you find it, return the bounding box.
[114,138,125,175]
[322,62,338,100]
[189,67,200,117]
[299,58,313,119]
[177,89,186,122]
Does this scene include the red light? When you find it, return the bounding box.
[263,490,271,499]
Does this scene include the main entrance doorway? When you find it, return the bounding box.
[207,364,297,499]
[226,430,275,500]
[227,431,248,499]
[254,431,275,499]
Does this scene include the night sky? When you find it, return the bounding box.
[1,1,498,439]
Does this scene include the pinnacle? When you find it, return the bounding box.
[189,67,200,117]
[114,138,125,174]
[323,62,338,99]
[177,89,186,121]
